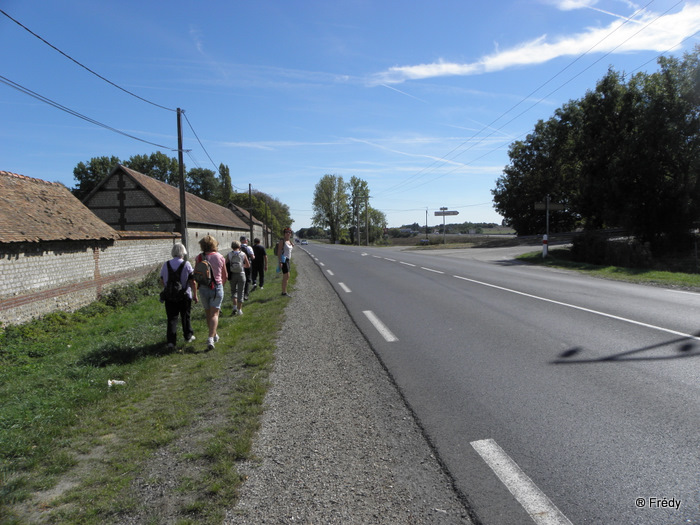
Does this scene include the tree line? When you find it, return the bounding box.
[312,174,387,244]
[492,47,700,253]
[71,152,293,237]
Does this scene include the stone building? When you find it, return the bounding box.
[83,165,266,252]
[0,170,178,325]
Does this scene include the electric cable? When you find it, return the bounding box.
[0,8,176,113]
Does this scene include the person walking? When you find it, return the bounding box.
[251,237,268,290]
[195,235,227,351]
[239,236,255,300]
[277,227,294,297]
[160,242,197,349]
[227,240,250,316]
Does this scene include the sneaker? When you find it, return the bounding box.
[259,286,264,290]
[186,335,196,343]
[207,337,215,350]
[281,292,292,297]
[232,308,238,316]
[251,283,257,291]
[238,310,243,316]
[167,342,175,349]
[214,334,220,343]
[244,295,249,301]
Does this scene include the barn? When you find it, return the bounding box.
[0,170,178,325]
[83,164,267,252]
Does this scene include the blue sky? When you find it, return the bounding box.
[2,1,699,229]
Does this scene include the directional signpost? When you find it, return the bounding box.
[435,208,459,244]
[535,196,564,257]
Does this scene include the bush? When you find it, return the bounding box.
[571,232,652,268]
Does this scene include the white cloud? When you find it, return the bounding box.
[371,3,700,84]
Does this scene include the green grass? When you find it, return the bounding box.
[0,255,292,524]
[518,247,700,289]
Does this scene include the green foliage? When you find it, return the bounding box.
[72,156,121,200]
[493,46,700,255]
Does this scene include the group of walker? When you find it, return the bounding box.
[159,227,295,352]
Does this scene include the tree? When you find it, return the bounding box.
[348,176,370,244]
[312,174,349,244]
[219,164,233,205]
[124,151,181,186]
[186,167,220,201]
[72,155,121,200]
[492,46,700,249]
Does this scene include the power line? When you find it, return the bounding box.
[0,8,176,113]
[0,74,177,151]
[183,112,222,174]
[377,0,670,197]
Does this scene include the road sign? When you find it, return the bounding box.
[434,210,459,216]
[535,202,564,210]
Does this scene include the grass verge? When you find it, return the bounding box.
[517,247,700,290]
[0,257,292,524]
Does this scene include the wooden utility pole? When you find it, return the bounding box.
[177,108,188,252]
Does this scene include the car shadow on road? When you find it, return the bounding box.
[550,332,700,364]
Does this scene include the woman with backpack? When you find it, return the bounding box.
[227,240,250,316]
[194,235,228,351]
[160,242,197,349]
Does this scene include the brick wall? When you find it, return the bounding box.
[0,233,180,326]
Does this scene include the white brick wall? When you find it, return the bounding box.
[0,235,178,326]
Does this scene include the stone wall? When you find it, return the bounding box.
[0,232,180,326]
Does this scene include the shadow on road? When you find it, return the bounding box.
[551,332,700,364]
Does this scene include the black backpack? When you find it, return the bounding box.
[161,261,187,302]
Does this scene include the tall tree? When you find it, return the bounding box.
[186,167,220,201]
[312,174,349,244]
[348,176,370,244]
[124,151,181,186]
[219,163,233,205]
[72,155,121,200]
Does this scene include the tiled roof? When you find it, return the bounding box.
[118,165,252,229]
[0,171,119,243]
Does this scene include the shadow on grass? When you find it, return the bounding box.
[78,341,177,367]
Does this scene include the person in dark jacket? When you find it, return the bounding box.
[160,242,197,349]
[250,238,268,290]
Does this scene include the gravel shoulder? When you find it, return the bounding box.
[226,248,472,524]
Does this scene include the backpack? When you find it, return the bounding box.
[228,251,243,274]
[161,261,187,302]
[193,253,214,288]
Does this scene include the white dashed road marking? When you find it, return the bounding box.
[363,310,398,342]
[471,439,573,525]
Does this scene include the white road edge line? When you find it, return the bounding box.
[471,438,573,525]
[453,275,700,341]
[363,310,398,342]
[338,282,351,293]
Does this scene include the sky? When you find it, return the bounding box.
[2,1,700,230]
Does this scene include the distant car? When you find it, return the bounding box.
[300,239,308,245]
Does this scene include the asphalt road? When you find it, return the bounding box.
[300,242,700,525]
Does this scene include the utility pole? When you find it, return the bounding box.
[365,193,369,246]
[248,183,254,241]
[176,108,188,252]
